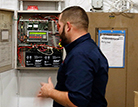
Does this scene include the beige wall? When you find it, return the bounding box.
[87,12,138,107]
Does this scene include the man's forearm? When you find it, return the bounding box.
[49,89,77,107]
[38,77,77,107]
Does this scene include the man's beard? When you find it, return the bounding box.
[59,25,69,47]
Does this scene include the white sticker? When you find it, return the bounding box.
[2,30,9,40]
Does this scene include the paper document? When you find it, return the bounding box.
[100,35,125,67]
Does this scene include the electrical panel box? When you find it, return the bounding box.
[16,12,63,69]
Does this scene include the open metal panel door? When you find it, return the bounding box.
[87,12,127,107]
[0,9,14,73]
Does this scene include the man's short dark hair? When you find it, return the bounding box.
[60,6,89,31]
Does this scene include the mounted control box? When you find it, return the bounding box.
[17,13,63,68]
[27,30,48,42]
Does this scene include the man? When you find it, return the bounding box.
[38,6,109,107]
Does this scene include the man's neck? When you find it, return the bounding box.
[70,31,88,43]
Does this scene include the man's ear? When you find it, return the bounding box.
[66,21,71,32]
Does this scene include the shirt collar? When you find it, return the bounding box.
[64,33,91,54]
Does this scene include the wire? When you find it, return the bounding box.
[39,47,47,52]
[37,48,54,55]
[17,45,63,67]
[111,12,135,18]
[50,15,59,20]
[123,0,134,12]
[37,44,63,50]
[107,0,134,13]
[17,46,32,67]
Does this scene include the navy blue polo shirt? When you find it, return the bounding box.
[53,33,108,107]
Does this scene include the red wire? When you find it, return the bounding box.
[17,45,63,67]
[50,15,59,20]
[17,46,32,67]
